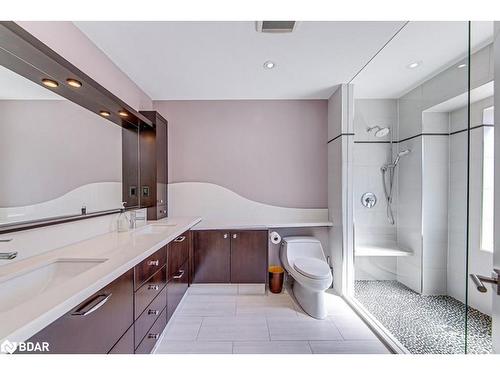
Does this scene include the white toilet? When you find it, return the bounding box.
[280,236,332,319]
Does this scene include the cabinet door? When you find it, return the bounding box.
[193,230,231,283]
[108,324,134,354]
[167,232,190,282]
[27,269,134,354]
[139,123,156,209]
[230,231,268,283]
[156,117,167,217]
[167,259,189,321]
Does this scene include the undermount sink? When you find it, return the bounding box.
[0,258,107,312]
[134,223,176,235]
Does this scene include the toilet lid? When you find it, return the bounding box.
[293,257,331,279]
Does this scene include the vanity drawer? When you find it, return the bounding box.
[27,269,134,354]
[134,285,167,348]
[167,231,190,281]
[135,307,167,354]
[167,259,189,321]
[134,246,167,291]
[108,324,134,354]
[134,266,167,318]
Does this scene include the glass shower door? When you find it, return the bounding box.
[347,21,476,354]
[466,21,495,354]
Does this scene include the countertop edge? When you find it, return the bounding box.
[192,221,333,231]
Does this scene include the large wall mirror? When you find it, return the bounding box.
[0,22,147,232]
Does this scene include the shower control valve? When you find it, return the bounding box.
[361,192,377,208]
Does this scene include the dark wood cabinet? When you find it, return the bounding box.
[230,231,268,283]
[139,123,156,209]
[134,285,167,348]
[139,111,168,220]
[108,324,134,354]
[27,269,134,354]
[122,123,140,208]
[135,308,167,354]
[166,231,191,321]
[167,231,190,281]
[134,266,167,319]
[193,230,231,283]
[134,246,167,291]
[167,259,189,321]
[24,231,194,355]
[193,230,268,284]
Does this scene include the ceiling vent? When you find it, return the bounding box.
[256,21,297,33]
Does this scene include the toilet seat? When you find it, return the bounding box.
[293,257,330,280]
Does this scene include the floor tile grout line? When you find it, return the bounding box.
[307,341,314,354]
[194,316,204,341]
[265,316,272,341]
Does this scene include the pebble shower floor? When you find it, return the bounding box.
[354,280,491,354]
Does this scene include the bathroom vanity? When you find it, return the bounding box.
[0,219,200,354]
[192,230,268,284]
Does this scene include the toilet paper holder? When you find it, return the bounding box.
[269,231,282,245]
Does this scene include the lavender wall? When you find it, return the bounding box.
[0,99,122,206]
[154,100,328,209]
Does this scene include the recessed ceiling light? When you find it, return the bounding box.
[118,110,129,117]
[407,61,421,69]
[457,63,467,69]
[41,78,59,88]
[263,60,276,69]
[99,110,111,117]
[66,78,82,88]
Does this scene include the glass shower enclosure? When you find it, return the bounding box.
[345,21,495,354]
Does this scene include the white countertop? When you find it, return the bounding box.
[0,216,201,343]
[192,220,333,231]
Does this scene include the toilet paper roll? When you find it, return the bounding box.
[269,231,282,245]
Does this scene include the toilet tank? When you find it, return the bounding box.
[281,236,326,263]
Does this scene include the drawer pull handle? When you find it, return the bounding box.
[148,333,160,340]
[223,233,228,239]
[174,236,186,243]
[173,270,185,279]
[148,285,160,291]
[232,234,238,239]
[72,293,112,316]
[148,259,159,266]
[148,309,160,315]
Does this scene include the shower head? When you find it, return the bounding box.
[367,126,390,138]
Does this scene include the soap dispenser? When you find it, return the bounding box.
[117,202,130,232]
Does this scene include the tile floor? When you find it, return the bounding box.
[154,284,390,354]
[355,280,492,354]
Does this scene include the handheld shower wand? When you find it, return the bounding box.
[381,149,411,225]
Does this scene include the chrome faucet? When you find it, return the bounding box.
[129,211,137,229]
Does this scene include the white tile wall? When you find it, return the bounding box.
[396,137,423,293]
[352,99,398,281]
[422,135,449,294]
[448,104,493,315]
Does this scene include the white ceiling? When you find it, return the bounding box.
[0,66,63,100]
[74,21,406,100]
[352,21,494,98]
